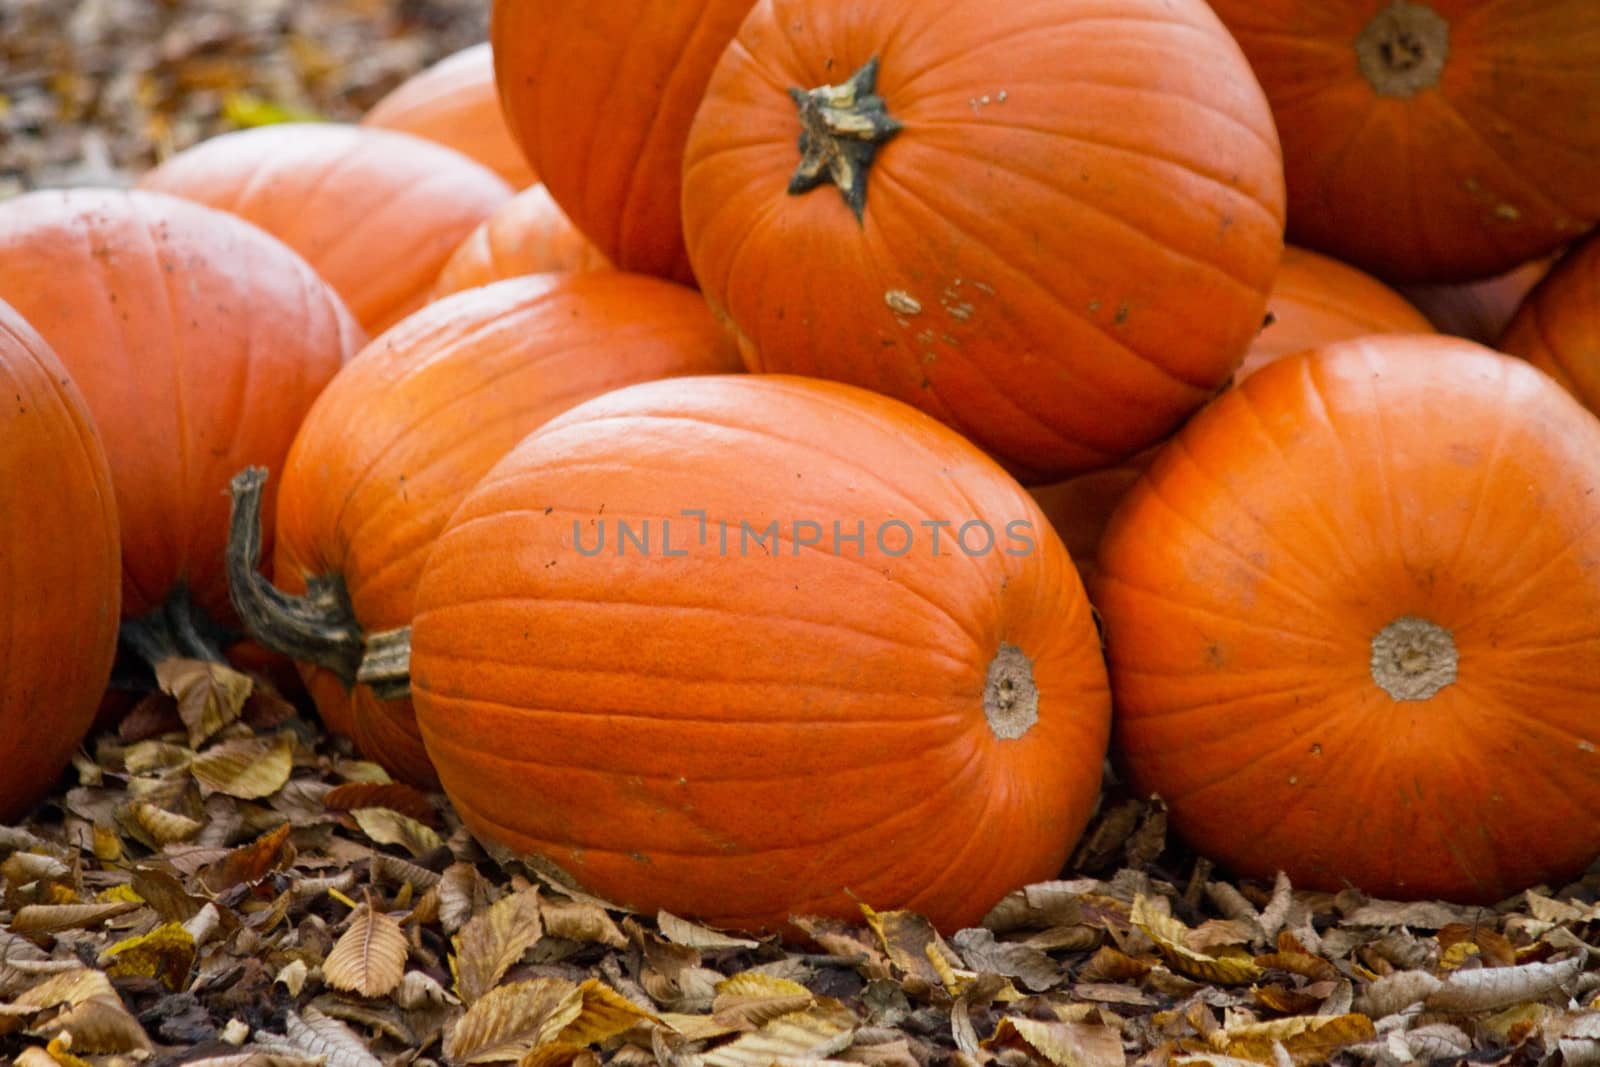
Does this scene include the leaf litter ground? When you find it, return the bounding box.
[6,2,1600,1064]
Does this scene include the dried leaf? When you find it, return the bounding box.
[351,807,443,857]
[197,822,294,893]
[1355,969,1444,1018]
[443,977,584,1064]
[191,734,295,799]
[712,972,815,1028]
[30,993,154,1053]
[1340,899,1475,929]
[1424,952,1586,1013]
[12,969,118,1010]
[861,906,950,987]
[99,922,196,990]
[555,979,657,1045]
[984,1017,1126,1067]
[324,904,408,999]
[1215,1013,1376,1066]
[1132,895,1261,985]
[699,1000,859,1067]
[1079,945,1156,983]
[950,927,1062,992]
[8,901,140,935]
[324,782,440,826]
[541,898,627,948]
[453,887,544,1003]
[656,911,761,951]
[282,1006,384,1067]
[155,657,254,748]
[124,800,205,845]
[441,862,495,933]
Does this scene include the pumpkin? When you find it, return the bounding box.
[363,42,537,188]
[1095,335,1600,902]
[1032,245,1427,585]
[1206,0,1600,283]
[228,272,741,786]
[491,0,755,284]
[1400,253,1558,345]
[139,123,512,334]
[0,300,120,822]
[680,0,1285,482]
[1500,233,1600,413]
[403,373,1111,933]
[430,184,611,300]
[0,189,360,637]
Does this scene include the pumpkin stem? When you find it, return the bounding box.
[1370,616,1457,701]
[1356,1,1449,99]
[787,55,902,222]
[984,643,1039,740]
[225,466,364,688]
[118,582,233,672]
[356,626,413,702]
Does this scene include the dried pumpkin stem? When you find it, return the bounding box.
[225,466,364,688]
[787,55,902,222]
[118,582,233,675]
[984,643,1039,740]
[356,626,412,702]
[1356,1,1450,99]
[1370,615,1457,701]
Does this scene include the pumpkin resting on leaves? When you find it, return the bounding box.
[0,189,360,657]
[1095,335,1600,902]
[681,0,1286,481]
[401,374,1112,934]
[228,272,740,787]
[0,300,120,822]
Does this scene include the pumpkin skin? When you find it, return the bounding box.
[1497,236,1599,412]
[1096,335,1600,902]
[1400,253,1557,345]
[409,374,1113,934]
[491,0,755,284]
[0,301,120,822]
[681,0,1286,482]
[139,123,512,334]
[264,272,741,786]
[363,42,538,189]
[430,184,611,300]
[0,189,361,624]
[1206,0,1600,283]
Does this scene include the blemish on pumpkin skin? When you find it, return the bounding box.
[1581,740,1596,753]
[884,289,922,315]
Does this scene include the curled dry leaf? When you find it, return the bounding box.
[29,993,154,1054]
[155,657,255,748]
[1132,895,1261,985]
[452,887,544,1003]
[440,862,496,934]
[541,898,627,949]
[123,799,206,845]
[324,904,408,999]
[983,1017,1126,1067]
[697,1000,859,1067]
[282,1006,385,1067]
[443,977,583,1064]
[324,782,441,827]
[8,901,140,935]
[711,973,815,1029]
[1424,952,1587,1014]
[1355,969,1444,1019]
[190,734,295,799]
[98,922,196,990]
[196,822,294,893]
[950,927,1062,993]
[656,911,761,952]
[557,979,659,1046]
[351,807,444,857]
[861,906,956,989]
[1,851,72,885]
[1212,1014,1377,1066]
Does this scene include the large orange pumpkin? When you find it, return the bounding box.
[0,300,120,822]
[363,42,537,189]
[681,0,1285,481]
[406,374,1112,934]
[0,189,361,631]
[1499,234,1599,413]
[1096,335,1600,902]
[1206,0,1600,283]
[229,272,741,786]
[430,184,610,300]
[491,0,756,284]
[139,124,512,334]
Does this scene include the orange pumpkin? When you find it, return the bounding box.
[0,300,120,821]
[230,272,741,786]
[363,42,537,188]
[430,184,610,300]
[1500,234,1599,412]
[1206,0,1600,283]
[407,374,1111,933]
[1031,246,1429,583]
[681,0,1285,481]
[0,189,361,630]
[492,0,755,284]
[139,124,512,334]
[1400,254,1558,345]
[1096,335,1600,902]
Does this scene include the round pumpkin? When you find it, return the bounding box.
[138,123,512,334]
[0,189,361,629]
[363,42,537,188]
[681,0,1285,481]
[430,184,610,300]
[1096,335,1600,902]
[230,272,741,786]
[0,300,121,822]
[491,0,755,284]
[408,374,1112,934]
[1206,0,1600,283]
[1400,253,1557,345]
[1498,236,1598,412]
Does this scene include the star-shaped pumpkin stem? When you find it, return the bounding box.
[787,55,902,223]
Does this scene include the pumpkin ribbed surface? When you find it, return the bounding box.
[1499,235,1600,414]
[1096,336,1600,902]
[0,300,120,821]
[410,375,1111,933]
[430,184,611,301]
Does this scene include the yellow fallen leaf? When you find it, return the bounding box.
[1215,1013,1376,1066]
[1132,895,1261,985]
[553,979,657,1045]
[99,923,196,991]
[698,1000,858,1067]
[222,91,325,128]
[712,972,815,1028]
[351,808,443,858]
[190,734,293,799]
[443,978,584,1064]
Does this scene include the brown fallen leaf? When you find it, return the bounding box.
[698,999,859,1067]
[324,782,440,827]
[1424,952,1587,1013]
[196,822,295,893]
[191,734,295,799]
[8,901,141,935]
[351,807,444,857]
[29,993,154,1054]
[711,972,815,1029]
[324,902,408,999]
[1132,895,1261,985]
[1212,1013,1376,1066]
[983,1017,1125,1067]
[156,657,254,748]
[452,887,544,1004]
[656,911,762,952]
[542,897,627,949]
[443,977,584,1064]
[554,979,658,1046]
[279,1006,384,1067]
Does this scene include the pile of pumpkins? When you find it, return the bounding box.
[3,0,1598,937]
